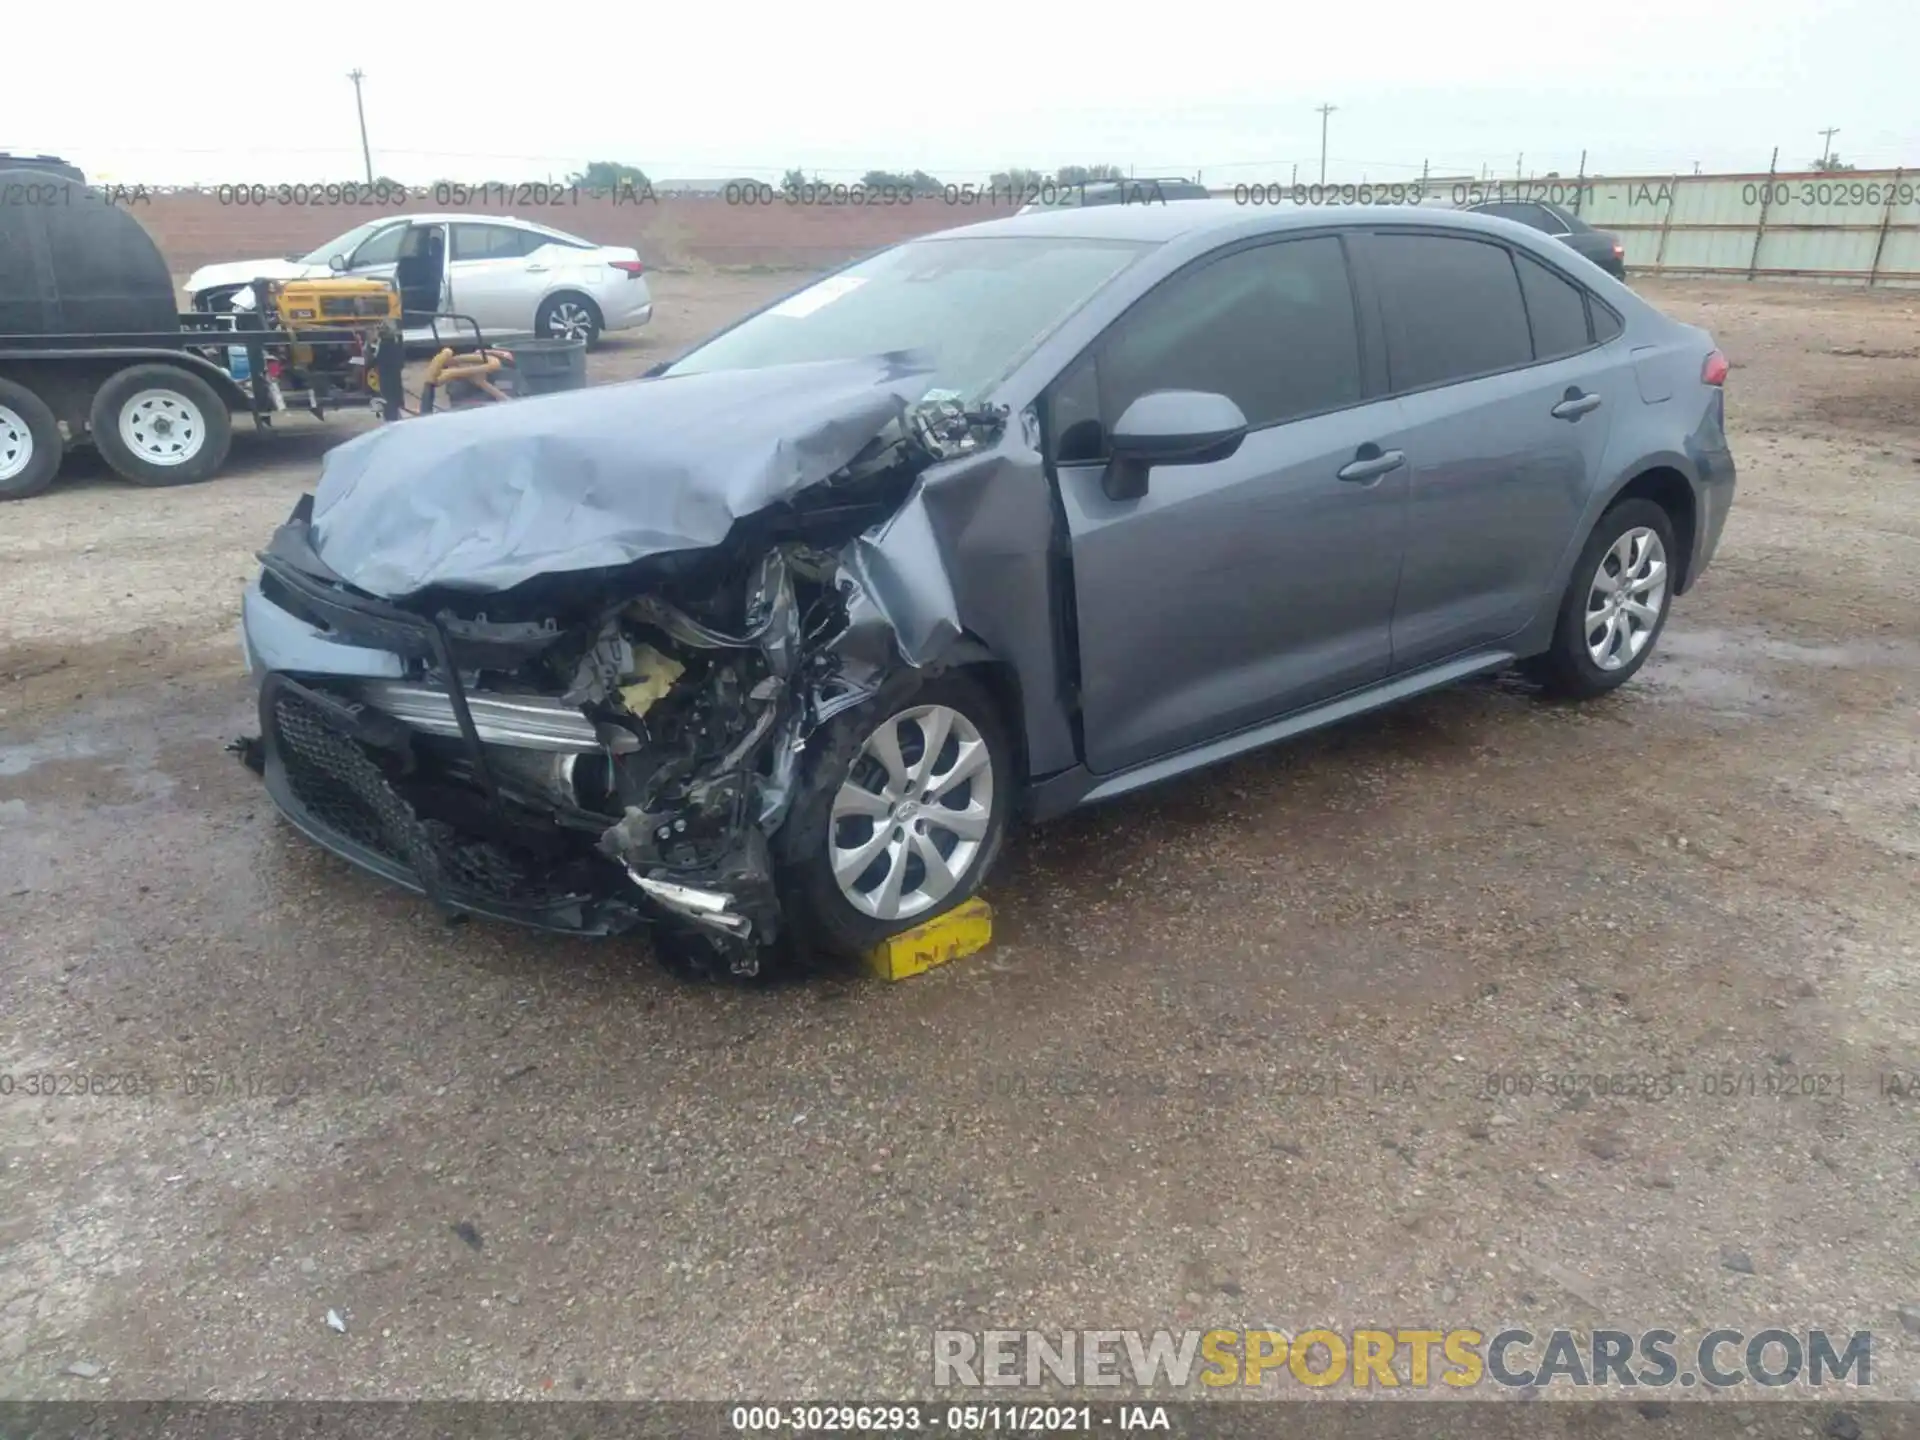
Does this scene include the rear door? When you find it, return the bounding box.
[1049,232,1410,775]
[445,222,541,332]
[1353,230,1628,668]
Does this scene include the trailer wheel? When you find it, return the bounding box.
[0,377,64,500]
[89,363,232,486]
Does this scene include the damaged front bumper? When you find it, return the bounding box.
[258,671,644,936]
[239,497,918,958]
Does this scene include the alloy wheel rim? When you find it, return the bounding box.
[118,389,206,466]
[0,404,31,482]
[548,302,592,341]
[1586,526,1668,671]
[830,703,994,922]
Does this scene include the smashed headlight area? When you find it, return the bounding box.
[238,357,1008,980]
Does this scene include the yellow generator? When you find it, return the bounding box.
[251,276,403,416]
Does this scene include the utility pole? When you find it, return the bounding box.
[1316,103,1337,184]
[1818,126,1840,167]
[348,69,373,184]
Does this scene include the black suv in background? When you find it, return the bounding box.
[0,153,85,181]
[1465,199,1627,279]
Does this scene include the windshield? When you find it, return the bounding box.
[663,236,1151,398]
[297,219,397,266]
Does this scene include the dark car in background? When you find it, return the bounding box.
[1465,199,1627,278]
[0,152,85,181]
[237,202,1732,976]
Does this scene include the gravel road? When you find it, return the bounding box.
[1,274,1915,1407]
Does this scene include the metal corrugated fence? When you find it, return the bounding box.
[1208,168,1920,286]
[1566,168,1920,286]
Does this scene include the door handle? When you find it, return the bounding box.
[1336,445,1406,484]
[524,263,549,273]
[1551,388,1603,421]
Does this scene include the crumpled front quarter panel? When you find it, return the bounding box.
[851,439,1078,779]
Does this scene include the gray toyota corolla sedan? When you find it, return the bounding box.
[235,201,1735,977]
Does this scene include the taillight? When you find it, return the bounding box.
[1702,350,1729,386]
[1612,242,1625,256]
[608,259,645,278]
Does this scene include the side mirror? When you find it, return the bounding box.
[1102,390,1248,501]
[328,253,348,273]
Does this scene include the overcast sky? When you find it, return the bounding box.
[9,0,1918,185]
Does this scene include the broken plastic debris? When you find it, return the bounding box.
[618,645,685,718]
[65,1360,103,1379]
[326,1309,347,1333]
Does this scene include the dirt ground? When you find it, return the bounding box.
[1,273,1916,1409]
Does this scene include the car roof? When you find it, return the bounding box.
[917,198,1551,246]
[363,212,589,236]
[1082,176,1202,189]
[341,213,601,249]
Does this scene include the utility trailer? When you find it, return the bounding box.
[0,166,403,500]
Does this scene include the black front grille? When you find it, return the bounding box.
[267,688,590,910]
[318,295,395,319]
[273,689,418,863]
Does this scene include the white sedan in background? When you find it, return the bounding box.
[183,214,652,347]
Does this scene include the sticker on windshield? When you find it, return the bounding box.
[768,275,866,319]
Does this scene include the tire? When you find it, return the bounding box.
[1524,498,1678,699]
[535,293,601,348]
[0,377,64,501]
[89,363,233,486]
[775,671,1015,960]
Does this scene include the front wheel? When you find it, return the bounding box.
[1525,498,1677,699]
[89,364,233,486]
[776,671,1014,959]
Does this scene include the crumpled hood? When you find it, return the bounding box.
[185,257,319,293]
[309,352,935,599]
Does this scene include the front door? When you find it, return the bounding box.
[393,223,448,322]
[340,219,408,285]
[1048,233,1409,777]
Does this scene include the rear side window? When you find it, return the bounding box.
[1592,303,1624,342]
[1099,235,1362,431]
[1371,234,1532,390]
[1514,251,1592,360]
[451,224,532,260]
